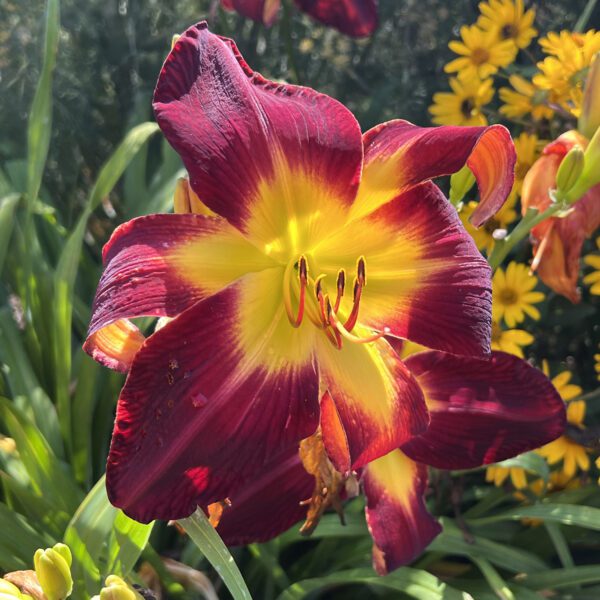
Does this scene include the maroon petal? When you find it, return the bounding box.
[352,120,515,226]
[363,450,441,574]
[216,449,313,545]
[84,213,272,371]
[293,0,378,37]
[106,277,319,523]
[401,351,566,469]
[154,22,363,238]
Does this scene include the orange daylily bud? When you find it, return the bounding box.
[578,52,600,140]
[522,130,600,302]
[173,178,215,216]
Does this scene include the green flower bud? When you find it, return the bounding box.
[33,544,73,600]
[449,164,476,206]
[578,53,600,139]
[98,576,142,600]
[555,146,585,197]
[565,126,600,202]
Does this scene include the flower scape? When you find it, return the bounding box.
[80,22,569,575]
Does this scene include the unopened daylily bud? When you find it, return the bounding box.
[98,576,142,600]
[555,145,585,197]
[0,579,31,599]
[33,544,73,600]
[578,53,600,139]
[449,164,476,206]
[565,126,600,202]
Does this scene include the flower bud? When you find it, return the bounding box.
[565,126,600,202]
[0,579,31,599]
[33,544,73,600]
[449,164,476,206]
[173,178,215,216]
[98,576,142,600]
[578,52,600,139]
[555,145,585,197]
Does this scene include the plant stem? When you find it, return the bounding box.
[179,508,252,600]
[487,203,564,271]
[575,0,599,32]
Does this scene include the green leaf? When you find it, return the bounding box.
[0,397,81,514]
[65,475,153,599]
[105,511,154,578]
[0,194,20,275]
[179,508,252,600]
[518,565,600,590]
[52,122,159,453]
[467,503,600,530]
[27,0,60,204]
[470,556,515,600]
[428,518,547,574]
[276,567,466,600]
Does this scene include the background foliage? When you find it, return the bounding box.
[1,0,600,599]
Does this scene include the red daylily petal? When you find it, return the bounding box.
[401,351,566,469]
[221,0,280,26]
[107,276,319,523]
[351,120,515,225]
[154,22,363,245]
[84,213,273,371]
[363,449,441,574]
[318,338,428,472]
[216,449,313,545]
[315,182,492,357]
[293,0,378,37]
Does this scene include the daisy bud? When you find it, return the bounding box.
[555,146,585,198]
[449,164,476,206]
[565,128,600,203]
[33,544,73,600]
[578,52,600,140]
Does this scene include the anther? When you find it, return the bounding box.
[283,256,308,328]
[357,256,366,286]
[334,269,345,313]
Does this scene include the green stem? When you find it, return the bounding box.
[487,203,564,271]
[575,0,599,32]
[179,509,252,600]
[471,556,515,600]
[281,0,300,84]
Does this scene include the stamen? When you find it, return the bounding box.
[357,256,366,286]
[343,278,362,332]
[334,269,345,313]
[330,307,389,345]
[314,274,329,327]
[283,256,308,327]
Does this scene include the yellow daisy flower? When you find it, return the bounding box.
[499,74,554,121]
[492,262,545,327]
[491,320,533,357]
[595,351,600,382]
[486,465,528,489]
[445,25,517,80]
[429,76,494,126]
[583,238,600,295]
[538,399,589,478]
[539,29,600,59]
[459,198,517,254]
[477,0,537,50]
[512,132,543,196]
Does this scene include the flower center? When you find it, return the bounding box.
[483,217,500,234]
[282,255,389,349]
[460,98,476,118]
[501,23,519,40]
[499,288,518,305]
[471,47,490,65]
[491,321,502,343]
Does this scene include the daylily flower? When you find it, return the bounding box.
[85,24,517,533]
[221,0,378,38]
[521,130,600,302]
[214,351,565,573]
